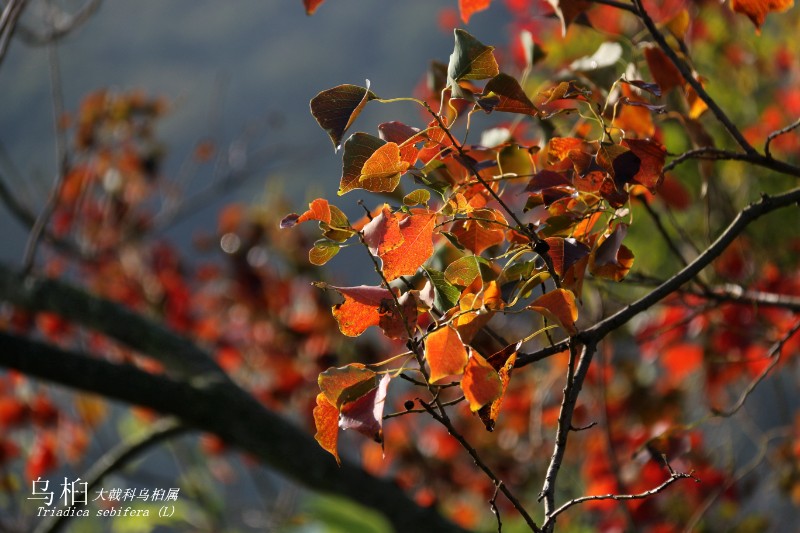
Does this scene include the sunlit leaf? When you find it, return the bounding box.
[339,133,386,195]
[444,255,482,286]
[450,208,507,255]
[403,189,431,207]
[476,73,538,116]
[426,325,469,384]
[311,84,378,150]
[318,284,393,337]
[447,29,499,86]
[358,142,410,192]
[309,240,341,266]
[321,205,354,242]
[340,374,391,443]
[281,198,331,229]
[455,280,504,343]
[684,82,708,119]
[461,350,503,412]
[458,0,491,23]
[541,81,591,104]
[313,393,340,464]
[730,0,793,30]
[528,288,578,335]
[318,364,378,409]
[379,210,437,281]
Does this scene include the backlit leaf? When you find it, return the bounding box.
[339,374,391,443]
[313,393,340,464]
[450,209,507,255]
[309,240,340,266]
[280,198,331,229]
[310,84,377,150]
[403,189,431,207]
[476,73,538,116]
[447,29,499,85]
[444,255,482,286]
[379,210,437,281]
[339,133,386,195]
[319,284,393,337]
[426,325,469,384]
[318,364,378,410]
[528,288,579,335]
[458,0,491,23]
[461,350,503,412]
[358,142,410,193]
[730,0,793,30]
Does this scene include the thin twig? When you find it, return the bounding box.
[543,471,696,528]
[490,481,503,533]
[711,320,800,418]
[765,117,800,159]
[663,148,752,173]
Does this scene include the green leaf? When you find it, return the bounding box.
[403,189,431,207]
[447,29,499,92]
[309,240,341,266]
[444,255,490,286]
[423,267,461,312]
[418,159,452,201]
[321,205,354,242]
[310,84,378,151]
[339,133,386,195]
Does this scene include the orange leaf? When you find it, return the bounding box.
[528,288,578,335]
[684,82,708,120]
[358,142,410,193]
[313,393,340,464]
[318,363,378,410]
[461,350,503,412]
[455,280,504,343]
[280,198,331,228]
[477,343,519,431]
[731,0,793,30]
[380,210,436,281]
[450,209,507,255]
[362,206,404,256]
[589,224,635,281]
[321,284,394,337]
[426,325,469,384]
[458,0,491,23]
[543,237,590,278]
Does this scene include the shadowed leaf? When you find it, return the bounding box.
[421,268,461,312]
[547,0,591,36]
[590,224,635,281]
[311,84,378,150]
[426,325,469,384]
[476,73,538,116]
[339,374,391,444]
[644,46,683,94]
[622,138,666,192]
[403,189,431,207]
[447,29,499,87]
[544,237,591,278]
[339,133,386,195]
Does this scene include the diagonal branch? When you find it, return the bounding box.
[0,330,470,533]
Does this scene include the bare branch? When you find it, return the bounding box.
[711,320,800,418]
[765,117,800,159]
[16,0,102,45]
[0,0,28,67]
[543,471,696,528]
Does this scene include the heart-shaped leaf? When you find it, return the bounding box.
[447,29,499,87]
[311,84,378,150]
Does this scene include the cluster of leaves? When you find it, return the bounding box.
[285,0,800,530]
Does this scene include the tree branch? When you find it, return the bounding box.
[0,330,469,533]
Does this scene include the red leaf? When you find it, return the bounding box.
[528,288,579,335]
[380,210,437,281]
[458,0,491,23]
[661,343,704,386]
[318,364,378,410]
[313,393,340,464]
[622,138,666,193]
[644,46,683,95]
[339,374,391,443]
[303,0,326,15]
[426,325,469,384]
[730,0,793,30]
[461,350,503,412]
